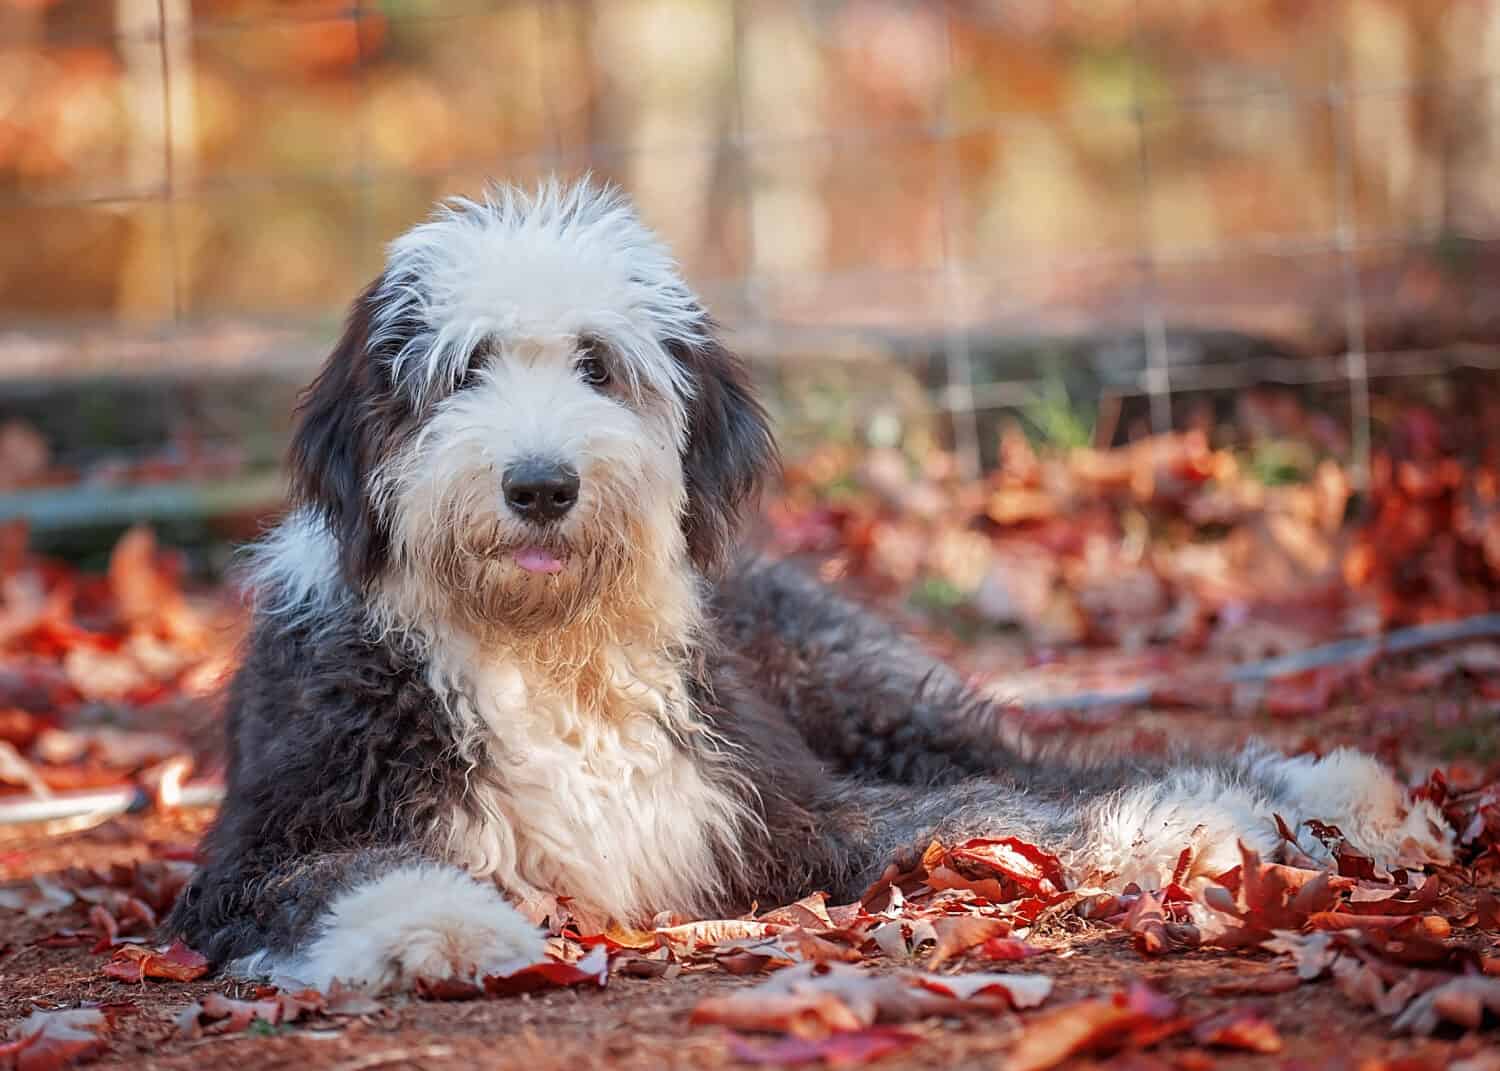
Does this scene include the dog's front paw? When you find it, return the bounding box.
[1277,749,1455,869]
[285,864,548,992]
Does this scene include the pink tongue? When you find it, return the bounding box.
[515,547,564,575]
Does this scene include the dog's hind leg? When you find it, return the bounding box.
[807,746,1455,901]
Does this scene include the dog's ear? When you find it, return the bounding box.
[287,276,416,592]
[671,330,778,573]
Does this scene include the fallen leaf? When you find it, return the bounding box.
[946,838,1069,897]
[175,990,325,1039]
[0,877,75,919]
[1207,973,1301,996]
[692,994,865,1040]
[323,983,384,1016]
[0,1008,109,1070]
[573,922,658,952]
[482,945,609,997]
[0,740,49,796]
[760,892,835,929]
[923,916,1009,969]
[691,961,1052,1041]
[1391,975,1500,1035]
[724,1027,921,1066]
[1001,982,1185,1071]
[979,937,1043,962]
[102,941,209,983]
[1003,999,1141,1071]
[911,971,1053,1008]
[1123,889,1170,956]
[655,919,782,956]
[1191,1008,1282,1053]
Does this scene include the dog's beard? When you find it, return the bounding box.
[431,512,637,635]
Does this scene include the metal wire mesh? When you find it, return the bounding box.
[3,1,1500,484]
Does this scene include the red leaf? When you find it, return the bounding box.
[691,994,865,1039]
[924,916,1009,969]
[759,892,835,929]
[481,945,609,997]
[1192,1008,1283,1053]
[412,977,483,1001]
[1004,999,1141,1071]
[1208,974,1302,996]
[0,1008,110,1071]
[87,906,118,954]
[978,937,1043,961]
[572,922,658,952]
[102,940,209,983]
[725,1027,921,1066]
[910,971,1053,1008]
[1122,889,1170,956]
[176,989,327,1038]
[1477,894,1500,932]
[946,838,1069,897]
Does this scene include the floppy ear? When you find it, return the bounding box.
[287,276,416,592]
[670,331,779,573]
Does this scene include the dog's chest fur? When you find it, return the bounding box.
[439,647,745,926]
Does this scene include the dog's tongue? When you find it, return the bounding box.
[514,547,565,575]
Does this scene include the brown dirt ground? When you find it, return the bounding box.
[2,748,1495,1071]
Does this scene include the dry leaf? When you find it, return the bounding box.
[1191,1008,1282,1053]
[486,945,601,993]
[1391,976,1500,1035]
[924,916,1009,969]
[656,919,782,956]
[0,1008,110,1071]
[1003,983,1181,1071]
[691,994,865,1040]
[724,1026,921,1066]
[1004,999,1141,1071]
[692,961,1052,1041]
[102,941,209,983]
[175,990,325,1038]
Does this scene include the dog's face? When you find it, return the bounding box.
[287,181,775,632]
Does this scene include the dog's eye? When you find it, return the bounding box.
[577,357,610,387]
[575,338,612,388]
[459,342,490,389]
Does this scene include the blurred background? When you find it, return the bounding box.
[1,0,1498,724]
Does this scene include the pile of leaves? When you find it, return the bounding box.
[768,406,1500,653]
[0,522,237,805]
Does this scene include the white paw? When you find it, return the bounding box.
[1268,748,1456,869]
[264,864,549,992]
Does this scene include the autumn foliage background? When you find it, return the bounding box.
[1,2,1500,1069]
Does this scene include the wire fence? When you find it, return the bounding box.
[3,1,1500,485]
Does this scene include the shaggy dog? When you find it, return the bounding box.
[169,180,1454,991]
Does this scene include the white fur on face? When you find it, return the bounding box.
[357,179,708,640]
[372,340,689,636]
[372,179,705,419]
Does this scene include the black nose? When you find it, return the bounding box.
[502,459,580,523]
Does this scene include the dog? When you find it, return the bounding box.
[168,179,1455,991]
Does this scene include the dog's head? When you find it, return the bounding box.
[287,180,775,633]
